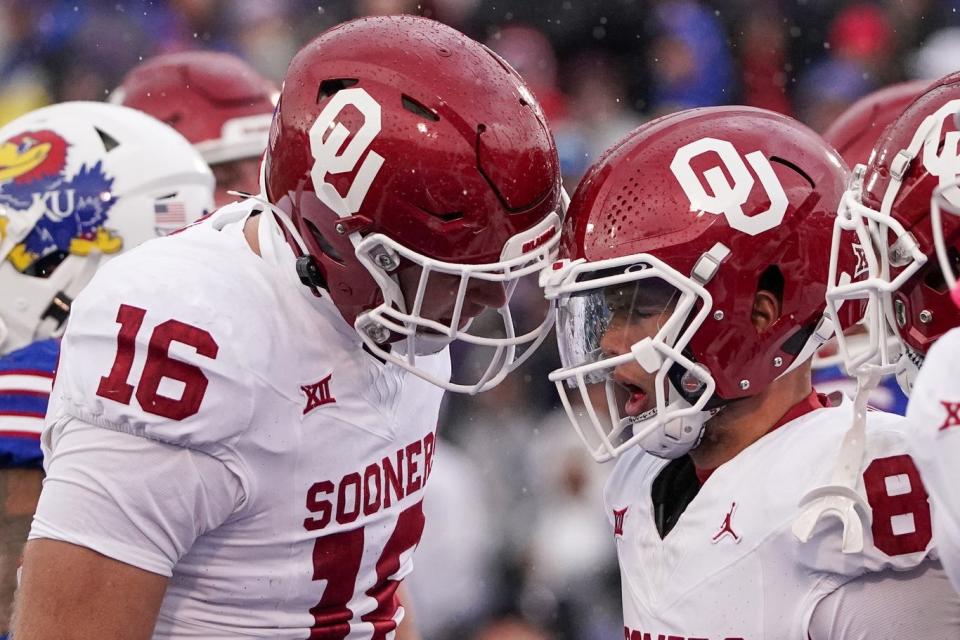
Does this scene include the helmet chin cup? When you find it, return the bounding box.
[634,386,712,460]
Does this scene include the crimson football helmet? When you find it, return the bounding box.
[814,81,929,371]
[541,106,849,461]
[111,51,278,166]
[827,72,960,393]
[823,80,930,168]
[263,16,563,393]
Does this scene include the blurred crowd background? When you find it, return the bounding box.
[3,1,960,639]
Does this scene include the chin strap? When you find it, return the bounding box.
[792,367,879,553]
[778,314,836,380]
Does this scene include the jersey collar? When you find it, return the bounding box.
[695,390,829,484]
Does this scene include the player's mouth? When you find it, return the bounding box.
[621,382,649,417]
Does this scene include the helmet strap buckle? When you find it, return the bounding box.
[295,255,326,288]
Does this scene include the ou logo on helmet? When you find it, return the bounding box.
[921,99,960,209]
[309,87,385,217]
[670,137,789,236]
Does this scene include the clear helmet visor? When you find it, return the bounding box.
[556,270,679,377]
[546,256,716,461]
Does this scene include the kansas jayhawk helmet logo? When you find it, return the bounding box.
[0,129,121,275]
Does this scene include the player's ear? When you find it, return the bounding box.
[752,265,783,333]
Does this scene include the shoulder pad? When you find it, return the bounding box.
[52,243,264,453]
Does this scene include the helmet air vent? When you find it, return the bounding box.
[401,95,439,122]
[433,210,464,222]
[316,78,358,104]
[770,156,815,189]
[95,127,120,152]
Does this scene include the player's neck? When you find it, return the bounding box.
[244,214,262,257]
[688,364,813,471]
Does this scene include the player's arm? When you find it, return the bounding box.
[396,583,422,640]
[808,560,960,638]
[14,539,167,640]
[13,257,252,637]
[0,468,41,633]
[0,339,58,634]
[12,417,244,639]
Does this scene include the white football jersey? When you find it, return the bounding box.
[606,395,936,638]
[32,202,449,638]
[908,327,960,593]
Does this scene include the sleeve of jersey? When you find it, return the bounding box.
[30,416,243,576]
[851,410,939,570]
[0,339,58,468]
[905,328,960,591]
[49,253,259,459]
[847,410,940,570]
[807,560,960,638]
[797,408,939,575]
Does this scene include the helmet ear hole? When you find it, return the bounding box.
[754,265,785,333]
[922,246,960,292]
[757,265,784,306]
[304,219,344,265]
[923,261,948,293]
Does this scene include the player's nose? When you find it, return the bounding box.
[600,328,644,385]
[599,326,630,360]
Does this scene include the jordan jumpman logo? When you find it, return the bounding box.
[711,501,741,544]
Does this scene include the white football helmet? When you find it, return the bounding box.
[0,101,214,353]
